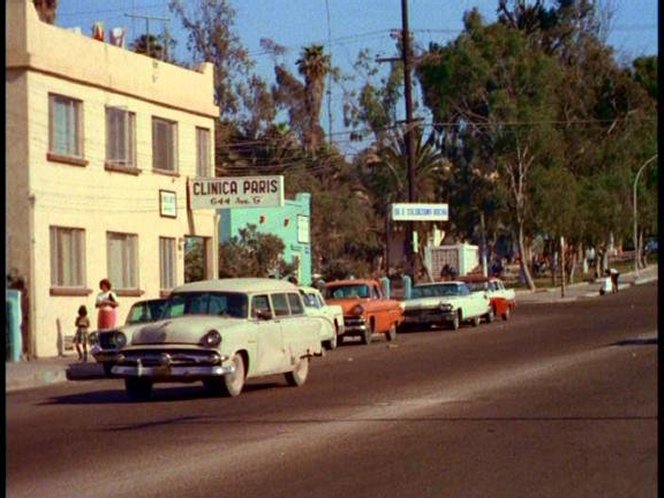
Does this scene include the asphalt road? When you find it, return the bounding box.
[6,282,657,498]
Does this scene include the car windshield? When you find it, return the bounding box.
[325,284,369,299]
[162,292,249,319]
[411,284,461,299]
[465,281,487,292]
[126,299,167,325]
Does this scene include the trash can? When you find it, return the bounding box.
[6,290,23,362]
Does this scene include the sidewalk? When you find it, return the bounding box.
[6,355,106,393]
[514,263,659,303]
[5,264,658,393]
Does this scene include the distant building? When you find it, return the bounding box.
[6,2,219,357]
[219,193,312,285]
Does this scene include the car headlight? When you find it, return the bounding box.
[202,329,222,347]
[439,302,453,312]
[114,331,127,348]
[350,304,364,316]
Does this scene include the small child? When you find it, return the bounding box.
[74,305,91,362]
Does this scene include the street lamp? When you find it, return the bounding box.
[633,154,657,278]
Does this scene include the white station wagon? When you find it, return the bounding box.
[111,278,324,400]
[299,285,345,350]
[400,281,492,330]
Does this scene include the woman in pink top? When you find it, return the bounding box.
[95,278,119,329]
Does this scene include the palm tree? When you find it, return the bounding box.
[296,44,330,152]
[364,127,447,207]
[361,127,449,273]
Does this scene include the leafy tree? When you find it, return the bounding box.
[279,157,383,279]
[130,34,175,62]
[169,0,274,135]
[417,10,563,289]
[184,238,206,283]
[272,64,308,146]
[342,48,404,143]
[219,224,297,278]
[214,121,302,175]
[632,56,658,100]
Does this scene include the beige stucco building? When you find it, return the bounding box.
[6,1,219,358]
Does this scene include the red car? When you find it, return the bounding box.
[324,279,403,344]
[459,275,516,320]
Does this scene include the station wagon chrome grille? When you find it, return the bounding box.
[117,349,222,367]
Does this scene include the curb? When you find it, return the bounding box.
[6,361,106,393]
[517,276,657,304]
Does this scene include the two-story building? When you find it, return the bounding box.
[6,1,219,358]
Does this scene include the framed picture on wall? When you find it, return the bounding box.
[159,190,177,218]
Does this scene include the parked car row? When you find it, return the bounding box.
[89,275,515,401]
[400,275,516,331]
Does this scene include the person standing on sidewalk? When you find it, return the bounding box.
[74,305,90,362]
[600,270,613,296]
[96,279,119,329]
[609,268,620,293]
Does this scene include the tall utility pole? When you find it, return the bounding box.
[401,0,417,280]
[325,0,334,145]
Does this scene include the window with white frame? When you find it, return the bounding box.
[50,226,86,287]
[159,237,177,290]
[152,117,177,172]
[196,127,211,177]
[106,107,136,167]
[107,232,139,290]
[49,94,83,158]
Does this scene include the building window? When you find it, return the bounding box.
[49,94,83,159]
[50,226,86,287]
[106,107,136,167]
[107,232,138,290]
[196,127,211,177]
[159,237,177,290]
[152,117,177,172]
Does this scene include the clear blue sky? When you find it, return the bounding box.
[55,0,658,152]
